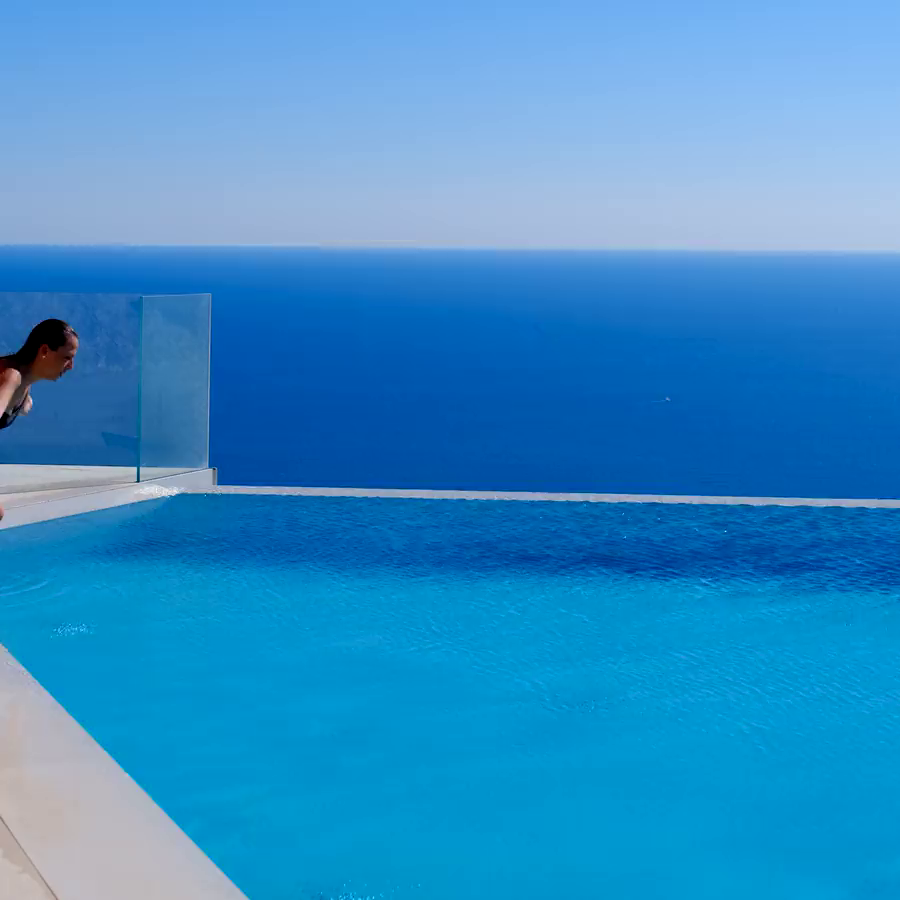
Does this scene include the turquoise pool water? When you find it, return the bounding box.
[2,495,900,899]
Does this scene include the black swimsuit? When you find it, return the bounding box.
[0,396,26,430]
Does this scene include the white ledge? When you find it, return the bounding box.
[199,485,900,508]
[0,469,216,530]
[0,646,247,900]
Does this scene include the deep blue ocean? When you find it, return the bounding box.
[3,246,900,497]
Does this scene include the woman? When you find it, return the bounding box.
[0,319,79,521]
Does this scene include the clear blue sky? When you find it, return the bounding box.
[3,0,900,250]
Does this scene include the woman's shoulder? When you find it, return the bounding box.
[0,359,22,386]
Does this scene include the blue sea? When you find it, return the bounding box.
[2,246,900,497]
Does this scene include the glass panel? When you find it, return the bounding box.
[138,294,211,480]
[0,292,141,493]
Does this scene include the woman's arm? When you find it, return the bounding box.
[20,389,32,415]
[0,368,22,414]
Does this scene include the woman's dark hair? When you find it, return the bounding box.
[12,319,78,366]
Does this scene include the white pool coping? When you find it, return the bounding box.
[0,465,196,495]
[0,813,53,900]
[200,484,900,508]
[0,469,217,530]
[0,645,247,900]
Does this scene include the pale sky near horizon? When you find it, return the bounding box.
[3,0,900,251]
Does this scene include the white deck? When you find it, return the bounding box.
[0,816,53,900]
[0,465,193,494]
[0,645,246,900]
[0,468,216,530]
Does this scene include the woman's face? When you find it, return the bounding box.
[37,336,78,380]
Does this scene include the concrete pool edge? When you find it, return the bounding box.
[0,468,217,531]
[0,645,247,900]
[7,477,900,523]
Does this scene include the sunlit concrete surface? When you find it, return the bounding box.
[0,469,215,530]
[0,647,247,900]
[201,484,900,508]
[0,816,54,900]
[0,465,193,494]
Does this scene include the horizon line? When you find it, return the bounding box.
[3,243,900,257]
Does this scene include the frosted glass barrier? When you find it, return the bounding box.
[138,294,211,477]
[0,292,141,492]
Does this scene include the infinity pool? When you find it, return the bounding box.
[2,495,900,899]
